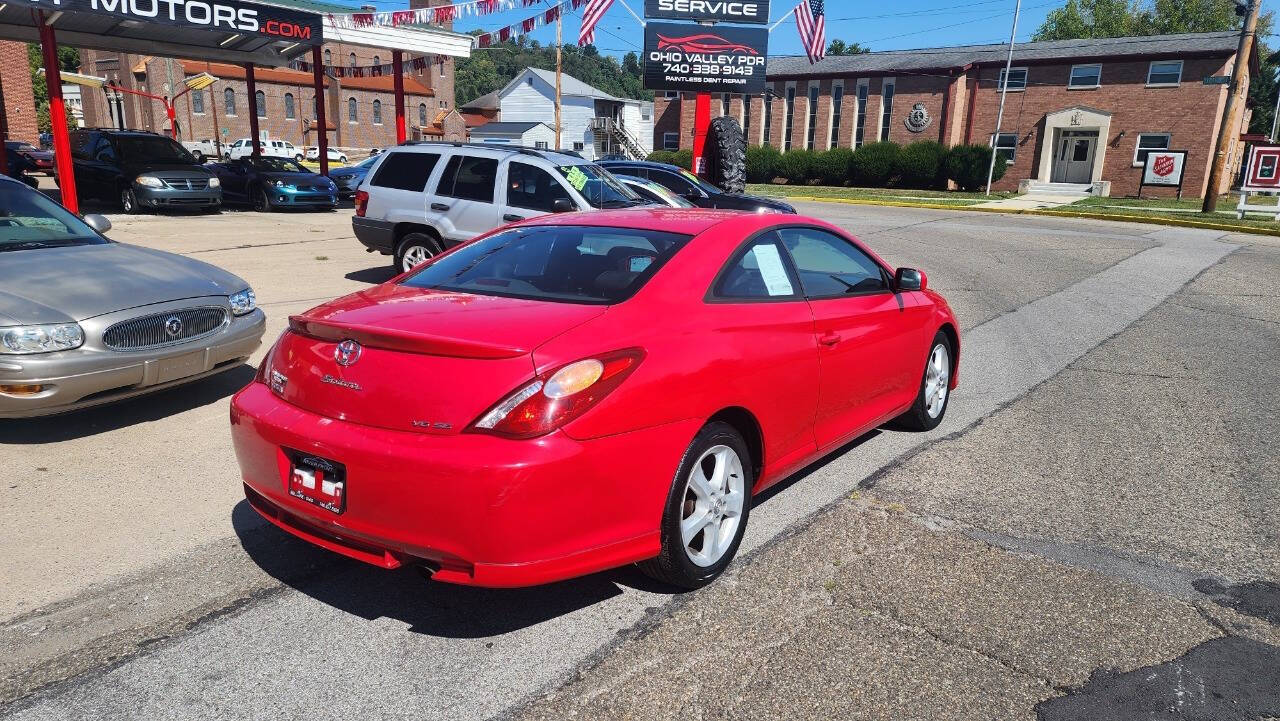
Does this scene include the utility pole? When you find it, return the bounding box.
[986,0,1022,196]
[555,8,563,151]
[1204,0,1259,213]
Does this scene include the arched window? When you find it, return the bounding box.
[372,99,382,125]
[348,97,357,123]
[191,89,204,114]
[284,93,295,119]
[373,55,380,67]
[418,103,427,126]
[224,88,236,116]
[349,52,356,67]
[323,48,331,65]
[254,90,266,118]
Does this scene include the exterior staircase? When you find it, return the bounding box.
[592,117,647,160]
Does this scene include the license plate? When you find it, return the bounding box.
[155,351,205,384]
[286,452,347,514]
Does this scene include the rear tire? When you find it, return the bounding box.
[394,232,443,273]
[893,331,953,431]
[637,421,753,590]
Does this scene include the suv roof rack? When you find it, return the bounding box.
[394,140,579,160]
[75,127,160,135]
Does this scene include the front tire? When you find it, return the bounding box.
[637,422,753,589]
[120,187,140,214]
[394,232,442,273]
[253,187,274,213]
[894,331,953,431]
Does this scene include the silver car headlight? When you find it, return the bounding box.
[208,177,221,188]
[134,174,164,188]
[229,289,256,316]
[0,324,84,354]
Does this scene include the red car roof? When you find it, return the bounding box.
[520,208,756,235]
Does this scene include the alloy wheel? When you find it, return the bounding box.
[401,245,432,272]
[680,445,745,567]
[924,343,950,419]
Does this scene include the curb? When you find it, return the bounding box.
[779,194,1280,238]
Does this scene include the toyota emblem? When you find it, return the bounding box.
[334,339,362,367]
[163,316,184,338]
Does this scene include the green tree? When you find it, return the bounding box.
[826,39,871,55]
[453,40,654,107]
[27,44,80,134]
[1032,0,1278,135]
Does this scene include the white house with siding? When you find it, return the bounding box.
[494,67,653,161]
[468,121,558,149]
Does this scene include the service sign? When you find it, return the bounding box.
[1141,150,1186,187]
[644,0,770,24]
[16,0,322,44]
[644,21,768,94]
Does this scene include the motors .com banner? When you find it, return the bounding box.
[17,0,322,43]
[643,21,768,94]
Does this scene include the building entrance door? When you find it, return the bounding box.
[1052,130,1098,183]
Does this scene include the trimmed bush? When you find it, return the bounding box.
[775,148,816,184]
[898,141,948,189]
[670,148,693,170]
[850,141,901,187]
[746,145,781,183]
[944,144,1007,191]
[646,150,674,164]
[814,148,855,187]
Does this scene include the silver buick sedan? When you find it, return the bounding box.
[0,176,265,418]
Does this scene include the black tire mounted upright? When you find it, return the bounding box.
[638,421,754,589]
[703,115,747,195]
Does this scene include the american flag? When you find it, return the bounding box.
[578,0,614,46]
[795,0,826,64]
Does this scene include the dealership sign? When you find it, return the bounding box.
[643,21,768,94]
[16,0,322,43]
[644,0,770,24]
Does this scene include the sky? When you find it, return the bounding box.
[444,0,1065,58]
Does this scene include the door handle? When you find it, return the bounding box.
[503,213,525,222]
[431,202,451,211]
[818,333,842,347]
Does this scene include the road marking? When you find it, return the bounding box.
[1,229,1238,721]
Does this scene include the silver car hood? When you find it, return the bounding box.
[0,243,247,324]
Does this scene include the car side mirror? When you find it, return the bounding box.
[895,267,926,292]
[552,198,576,213]
[83,214,112,234]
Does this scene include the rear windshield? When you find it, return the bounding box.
[401,225,690,304]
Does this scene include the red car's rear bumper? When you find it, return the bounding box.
[230,382,699,587]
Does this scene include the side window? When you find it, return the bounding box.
[649,169,695,196]
[506,161,571,212]
[370,152,440,192]
[69,132,95,160]
[777,227,888,298]
[437,154,498,203]
[714,234,799,300]
[93,138,117,163]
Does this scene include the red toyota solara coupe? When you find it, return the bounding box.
[230,209,959,589]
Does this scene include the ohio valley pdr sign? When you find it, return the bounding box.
[643,21,768,94]
[17,0,322,42]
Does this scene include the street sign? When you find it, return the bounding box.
[1203,75,1231,85]
[643,21,768,94]
[644,0,771,24]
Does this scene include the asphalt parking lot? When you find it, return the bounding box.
[2,202,1277,720]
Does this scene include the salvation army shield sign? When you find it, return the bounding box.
[1142,151,1186,187]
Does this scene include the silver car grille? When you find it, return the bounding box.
[102,307,228,351]
[163,178,210,190]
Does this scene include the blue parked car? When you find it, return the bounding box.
[209,156,337,212]
[327,154,380,198]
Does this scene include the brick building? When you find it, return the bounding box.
[76,0,465,151]
[657,32,1256,197]
[0,40,39,144]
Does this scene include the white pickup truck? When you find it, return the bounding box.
[181,139,221,163]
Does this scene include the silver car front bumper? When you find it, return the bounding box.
[0,301,266,418]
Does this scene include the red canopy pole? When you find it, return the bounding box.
[244,63,260,157]
[38,14,77,213]
[167,103,178,139]
[392,50,406,145]
[311,45,329,176]
[691,92,711,178]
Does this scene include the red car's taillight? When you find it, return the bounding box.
[468,348,645,439]
[354,190,369,217]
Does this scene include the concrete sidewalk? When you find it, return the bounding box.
[974,191,1088,210]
